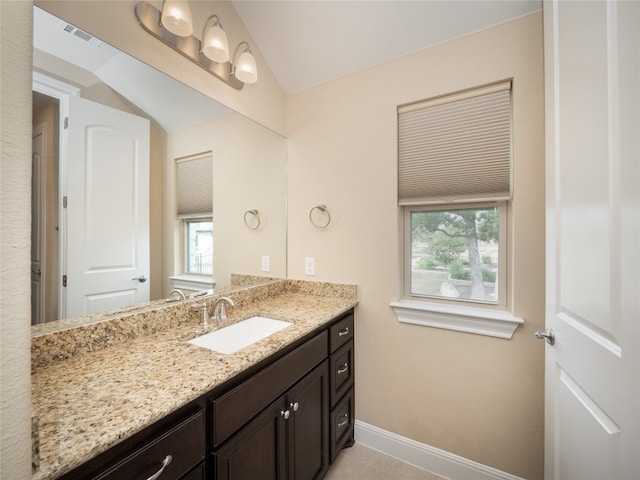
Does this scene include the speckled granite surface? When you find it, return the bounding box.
[31,280,357,480]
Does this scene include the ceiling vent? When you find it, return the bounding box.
[59,22,105,48]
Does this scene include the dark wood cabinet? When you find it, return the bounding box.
[59,309,355,480]
[213,397,287,480]
[214,361,329,480]
[288,361,329,480]
[328,313,355,463]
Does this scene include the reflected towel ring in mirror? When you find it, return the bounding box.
[309,205,331,228]
[244,209,261,230]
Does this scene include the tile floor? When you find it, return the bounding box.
[325,442,448,480]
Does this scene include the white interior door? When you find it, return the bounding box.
[65,95,150,318]
[31,125,46,325]
[543,1,639,478]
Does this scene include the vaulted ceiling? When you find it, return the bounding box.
[232,1,542,93]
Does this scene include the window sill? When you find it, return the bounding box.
[169,274,215,292]
[390,299,523,339]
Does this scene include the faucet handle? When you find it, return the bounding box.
[190,303,211,326]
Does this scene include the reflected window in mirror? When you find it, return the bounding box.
[185,218,213,275]
[177,153,213,278]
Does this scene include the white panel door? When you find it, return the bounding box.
[65,96,150,318]
[543,1,639,478]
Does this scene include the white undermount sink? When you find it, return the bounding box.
[188,316,293,354]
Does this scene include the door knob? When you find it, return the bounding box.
[535,328,555,345]
[131,275,147,283]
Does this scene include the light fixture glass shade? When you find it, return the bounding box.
[202,24,229,63]
[235,50,258,84]
[161,0,193,37]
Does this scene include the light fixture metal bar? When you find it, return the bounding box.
[134,1,243,90]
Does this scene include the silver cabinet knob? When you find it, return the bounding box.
[280,409,290,420]
[535,328,555,345]
[290,402,299,412]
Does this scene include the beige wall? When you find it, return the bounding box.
[286,13,545,480]
[1,1,36,478]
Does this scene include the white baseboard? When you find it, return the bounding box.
[354,420,526,480]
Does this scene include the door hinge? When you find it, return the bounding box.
[62,275,67,287]
[63,196,68,208]
[64,117,69,129]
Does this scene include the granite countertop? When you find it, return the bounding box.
[31,280,357,480]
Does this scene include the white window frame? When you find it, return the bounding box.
[392,201,522,339]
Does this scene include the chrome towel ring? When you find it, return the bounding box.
[309,204,331,228]
[244,209,260,230]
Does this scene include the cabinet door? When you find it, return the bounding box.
[288,361,329,480]
[214,399,288,480]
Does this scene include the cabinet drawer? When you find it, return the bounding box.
[329,340,354,408]
[329,313,354,353]
[95,410,205,480]
[330,388,354,464]
[212,331,328,446]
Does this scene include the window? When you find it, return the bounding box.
[405,203,506,306]
[392,81,522,338]
[185,218,213,275]
[176,153,213,276]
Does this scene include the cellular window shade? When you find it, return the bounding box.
[176,155,213,218]
[398,81,512,205]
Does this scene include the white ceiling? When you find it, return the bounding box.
[232,0,542,94]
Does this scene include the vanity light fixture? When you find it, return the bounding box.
[200,14,229,63]
[160,0,193,37]
[134,1,258,90]
[232,42,258,84]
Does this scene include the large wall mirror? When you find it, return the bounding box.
[31,6,287,327]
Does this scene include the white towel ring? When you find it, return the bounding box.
[244,209,260,230]
[309,204,331,228]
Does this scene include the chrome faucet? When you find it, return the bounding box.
[212,297,235,321]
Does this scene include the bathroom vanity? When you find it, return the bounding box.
[31,280,357,480]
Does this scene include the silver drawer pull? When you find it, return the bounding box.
[290,401,299,412]
[337,364,349,375]
[338,327,350,337]
[337,414,349,428]
[281,409,290,420]
[146,455,172,480]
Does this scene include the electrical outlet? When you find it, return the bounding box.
[261,255,270,272]
[304,257,315,276]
